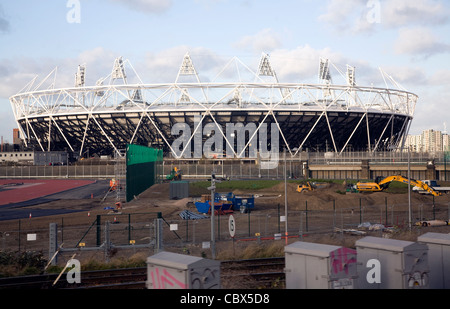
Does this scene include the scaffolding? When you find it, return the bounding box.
[114,149,127,202]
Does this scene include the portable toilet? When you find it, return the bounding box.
[285,241,357,289]
[417,232,450,289]
[355,236,429,289]
[146,251,220,289]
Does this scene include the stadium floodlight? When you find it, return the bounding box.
[347,65,356,86]
[319,58,331,83]
[258,53,276,77]
[111,56,127,82]
[75,65,86,88]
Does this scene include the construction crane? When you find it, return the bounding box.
[356,175,441,196]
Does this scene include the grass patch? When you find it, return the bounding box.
[190,180,281,196]
[216,242,285,260]
[0,251,47,277]
[189,178,344,195]
[384,181,409,194]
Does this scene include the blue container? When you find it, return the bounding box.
[195,192,254,214]
[195,200,233,214]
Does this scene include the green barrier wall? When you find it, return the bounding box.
[126,144,163,202]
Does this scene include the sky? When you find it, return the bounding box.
[0,0,450,143]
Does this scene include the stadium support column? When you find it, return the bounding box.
[361,160,370,180]
[426,160,436,180]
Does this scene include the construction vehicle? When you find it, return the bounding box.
[412,180,450,194]
[195,192,255,214]
[297,182,314,193]
[356,175,441,196]
[166,167,182,181]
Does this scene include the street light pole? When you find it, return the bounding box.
[407,145,411,231]
[284,148,288,245]
[390,144,412,231]
[209,172,216,259]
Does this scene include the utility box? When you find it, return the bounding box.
[146,251,220,289]
[285,241,358,289]
[417,232,450,289]
[356,236,429,289]
[169,181,189,200]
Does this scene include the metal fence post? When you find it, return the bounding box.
[96,215,101,246]
[49,223,58,266]
[155,212,163,252]
[104,221,111,262]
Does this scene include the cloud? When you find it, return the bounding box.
[0,47,122,99]
[394,27,450,58]
[233,28,282,53]
[382,0,449,28]
[0,4,10,34]
[142,46,226,83]
[428,69,450,87]
[318,0,378,34]
[319,0,450,34]
[108,0,172,14]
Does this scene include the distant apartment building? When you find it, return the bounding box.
[12,128,22,145]
[406,134,423,152]
[406,129,450,153]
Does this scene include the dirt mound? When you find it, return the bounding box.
[138,183,171,198]
[248,181,450,212]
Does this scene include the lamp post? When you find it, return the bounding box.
[407,145,411,231]
[284,148,288,244]
[208,172,216,259]
[390,145,411,231]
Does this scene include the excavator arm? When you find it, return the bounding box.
[357,175,441,196]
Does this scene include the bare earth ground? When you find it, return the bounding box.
[1,180,450,265]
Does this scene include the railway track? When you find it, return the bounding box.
[0,257,285,289]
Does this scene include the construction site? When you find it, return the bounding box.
[1,151,450,289]
[2,53,450,290]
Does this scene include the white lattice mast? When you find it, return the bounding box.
[318,58,334,99]
[175,53,207,103]
[75,64,86,106]
[346,65,356,86]
[257,53,278,82]
[111,56,127,84]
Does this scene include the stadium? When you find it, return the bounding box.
[9,53,418,160]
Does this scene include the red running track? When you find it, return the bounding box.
[0,179,96,205]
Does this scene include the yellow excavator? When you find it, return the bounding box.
[297,181,314,193]
[356,175,441,196]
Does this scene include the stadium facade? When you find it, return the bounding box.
[9,53,417,160]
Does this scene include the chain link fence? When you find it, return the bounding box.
[0,164,115,179]
[2,201,449,264]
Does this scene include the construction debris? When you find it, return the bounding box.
[179,209,208,220]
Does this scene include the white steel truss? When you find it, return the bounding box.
[9,54,418,159]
